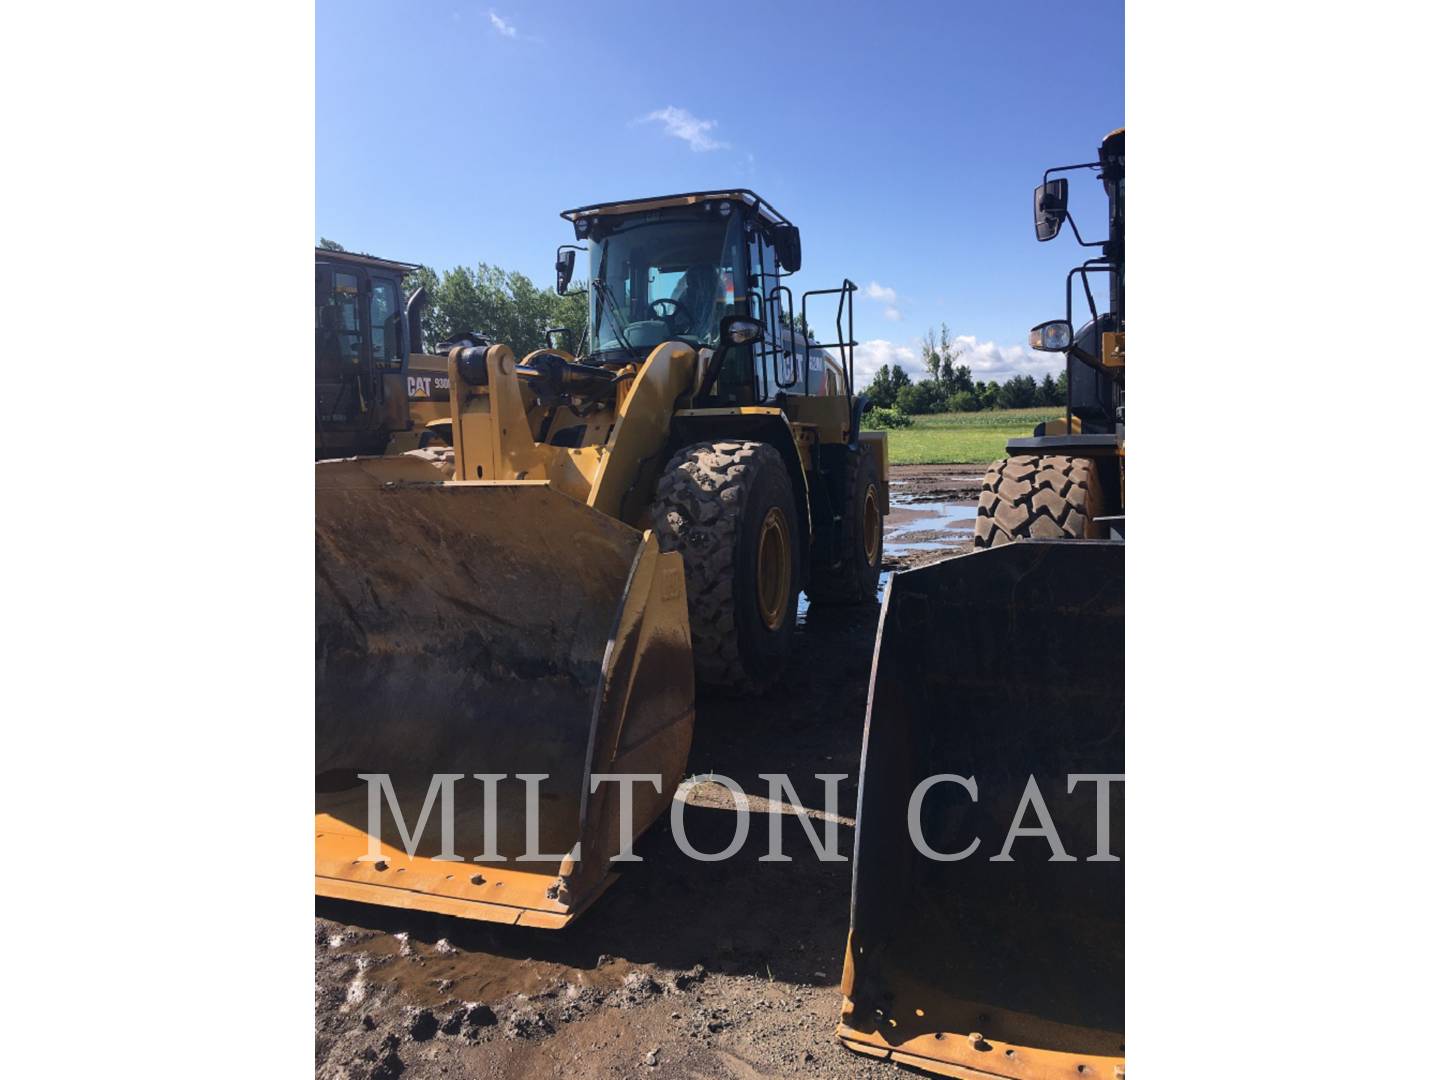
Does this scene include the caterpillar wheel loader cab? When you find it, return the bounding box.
[838,132,1125,1079]
[314,248,451,459]
[316,190,888,928]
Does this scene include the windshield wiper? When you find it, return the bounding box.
[592,244,638,357]
[593,276,638,357]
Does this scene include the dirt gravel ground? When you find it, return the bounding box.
[315,464,982,1080]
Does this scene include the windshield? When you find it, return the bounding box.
[588,213,746,357]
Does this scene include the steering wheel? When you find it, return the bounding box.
[649,297,696,334]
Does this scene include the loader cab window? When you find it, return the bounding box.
[317,270,363,378]
[369,277,402,365]
[588,211,746,360]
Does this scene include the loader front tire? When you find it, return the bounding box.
[974,454,1104,548]
[651,440,801,695]
[805,445,884,605]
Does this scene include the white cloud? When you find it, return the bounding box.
[853,339,922,386]
[640,106,729,152]
[488,11,517,38]
[883,306,902,322]
[949,334,1064,382]
[864,281,897,303]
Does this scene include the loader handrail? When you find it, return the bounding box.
[801,279,857,406]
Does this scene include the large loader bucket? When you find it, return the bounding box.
[839,540,1124,1079]
[315,457,694,928]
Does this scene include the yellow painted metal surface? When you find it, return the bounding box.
[837,989,1124,1080]
[315,459,694,927]
[1037,415,1085,437]
[836,1028,1123,1080]
[448,342,697,527]
[673,406,785,419]
[588,341,697,523]
[1101,331,1125,368]
[780,393,852,443]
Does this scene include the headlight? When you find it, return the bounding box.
[1028,320,1072,352]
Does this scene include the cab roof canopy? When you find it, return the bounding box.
[560,189,792,229]
[314,248,421,275]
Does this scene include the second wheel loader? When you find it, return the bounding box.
[838,130,1125,1079]
[316,190,888,927]
[314,248,454,459]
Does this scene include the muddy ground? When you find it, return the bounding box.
[315,464,984,1080]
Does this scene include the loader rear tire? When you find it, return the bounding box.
[974,454,1104,548]
[651,440,801,695]
[805,446,884,605]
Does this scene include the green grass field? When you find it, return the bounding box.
[868,407,1063,465]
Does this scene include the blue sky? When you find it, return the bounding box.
[317,0,1123,384]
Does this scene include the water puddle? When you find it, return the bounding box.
[884,494,977,559]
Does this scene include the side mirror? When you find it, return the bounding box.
[1034,178,1069,242]
[697,316,765,399]
[720,314,763,346]
[1029,319,1073,351]
[556,248,577,294]
[774,225,802,272]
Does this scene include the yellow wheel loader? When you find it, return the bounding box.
[838,131,1125,1079]
[315,248,452,460]
[316,191,888,927]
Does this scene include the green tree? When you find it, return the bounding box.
[896,379,947,415]
[862,363,895,408]
[549,282,590,356]
[318,237,345,251]
[1040,372,1060,406]
[997,374,1039,409]
[920,323,973,397]
[414,262,590,357]
[861,363,913,409]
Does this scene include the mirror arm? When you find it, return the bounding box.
[695,344,729,400]
[1043,160,1102,183]
[1065,213,1107,248]
[1038,161,1105,245]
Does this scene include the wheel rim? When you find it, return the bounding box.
[862,484,882,566]
[756,506,792,632]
